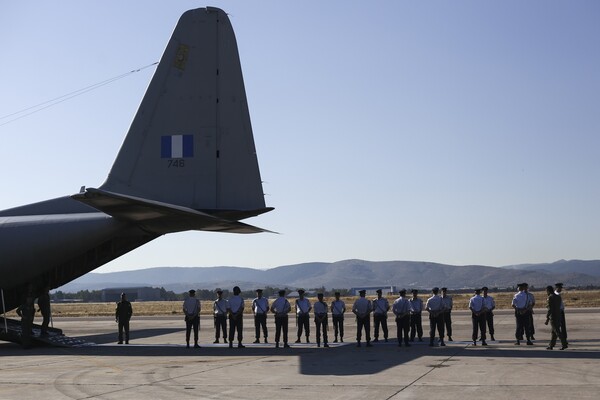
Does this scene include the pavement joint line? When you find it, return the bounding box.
[384,344,464,400]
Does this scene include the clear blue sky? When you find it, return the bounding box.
[1,1,599,272]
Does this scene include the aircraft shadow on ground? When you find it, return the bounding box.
[1,339,598,376]
[79,328,183,344]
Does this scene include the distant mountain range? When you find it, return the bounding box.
[55,259,600,293]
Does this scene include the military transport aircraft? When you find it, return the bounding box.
[0,7,273,312]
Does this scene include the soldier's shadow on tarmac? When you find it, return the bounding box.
[2,339,598,376]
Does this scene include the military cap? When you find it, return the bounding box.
[441,287,447,291]
[278,289,286,296]
[474,288,481,293]
[188,289,196,295]
[555,282,564,288]
[522,282,529,287]
[411,289,418,294]
[317,293,324,298]
[298,289,305,294]
[482,286,488,291]
[334,291,341,296]
[376,289,382,294]
[358,289,366,295]
[399,289,406,296]
[432,287,439,292]
[256,289,263,293]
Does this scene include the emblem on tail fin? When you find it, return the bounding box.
[161,135,194,159]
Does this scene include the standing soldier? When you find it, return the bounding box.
[524,283,536,340]
[271,289,291,348]
[228,286,245,348]
[352,289,373,347]
[393,289,411,347]
[554,283,568,344]
[252,289,269,344]
[213,289,228,344]
[372,289,390,343]
[469,289,487,346]
[482,286,496,341]
[115,293,133,344]
[409,289,424,342]
[330,292,346,343]
[441,287,453,341]
[183,289,201,348]
[37,286,52,336]
[425,287,445,347]
[16,295,35,349]
[545,285,568,350]
[295,289,311,343]
[512,283,533,345]
[313,293,329,347]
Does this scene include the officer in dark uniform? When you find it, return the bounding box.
[115,293,133,344]
[555,283,568,343]
[545,285,568,350]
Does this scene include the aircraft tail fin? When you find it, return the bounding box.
[100,7,269,217]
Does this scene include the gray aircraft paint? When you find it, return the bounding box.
[0,7,271,312]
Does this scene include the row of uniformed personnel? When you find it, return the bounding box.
[180,286,469,348]
[179,283,568,349]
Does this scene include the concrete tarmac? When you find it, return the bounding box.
[1,308,599,399]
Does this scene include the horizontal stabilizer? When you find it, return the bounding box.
[71,188,271,234]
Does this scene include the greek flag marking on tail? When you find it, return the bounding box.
[161,135,194,158]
